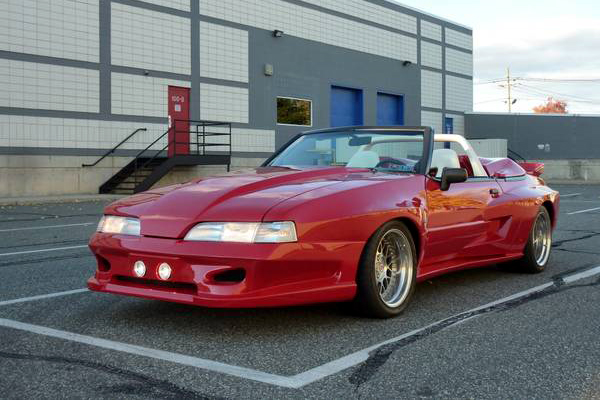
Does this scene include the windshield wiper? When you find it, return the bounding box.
[370,167,413,174]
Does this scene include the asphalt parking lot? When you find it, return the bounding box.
[0,184,598,399]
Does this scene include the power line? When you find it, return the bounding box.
[475,78,508,85]
[519,77,600,83]
[476,76,600,85]
[478,72,600,108]
[516,83,600,104]
[474,97,508,105]
[474,96,539,105]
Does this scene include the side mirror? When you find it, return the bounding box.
[440,168,468,191]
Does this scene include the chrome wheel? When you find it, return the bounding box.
[532,211,552,266]
[374,229,414,308]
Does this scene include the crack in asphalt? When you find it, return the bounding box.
[557,229,600,233]
[0,351,227,400]
[348,275,600,389]
[552,232,600,248]
[554,248,600,256]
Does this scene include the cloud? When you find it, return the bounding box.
[475,29,600,79]
[473,16,600,113]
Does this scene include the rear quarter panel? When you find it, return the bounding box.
[496,175,560,247]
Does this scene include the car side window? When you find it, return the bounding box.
[433,141,489,179]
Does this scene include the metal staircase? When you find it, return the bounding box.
[84,120,232,195]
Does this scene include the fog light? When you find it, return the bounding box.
[157,263,172,280]
[133,261,146,277]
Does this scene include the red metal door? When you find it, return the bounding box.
[168,86,190,157]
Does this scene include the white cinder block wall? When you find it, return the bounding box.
[200,0,418,62]
[199,22,249,83]
[419,20,473,135]
[445,48,473,76]
[0,0,473,197]
[302,0,417,33]
[0,60,99,113]
[199,84,249,124]
[421,70,443,109]
[446,76,474,114]
[420,20,442,41]
[446,114,466,136]
[111,73,190,117]
[0,0,100,62]
[111,3,191,74]
[420,42,442,70]
[445,28,474,51]
[421,111,444,134]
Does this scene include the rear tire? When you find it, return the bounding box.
[354,221,417,318]
[511,207,553,273]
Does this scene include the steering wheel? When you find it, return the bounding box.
[375,159,408,169]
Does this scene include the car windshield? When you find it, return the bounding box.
[268,130,425,173]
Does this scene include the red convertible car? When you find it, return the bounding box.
[88,127,559,318]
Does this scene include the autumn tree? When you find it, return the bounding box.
[533,97,568,114]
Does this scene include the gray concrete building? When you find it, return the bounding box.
[465,112,600,183]
[0,0,473,197]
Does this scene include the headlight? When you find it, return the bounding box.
[184,222,297,243]
[97,216,141,236]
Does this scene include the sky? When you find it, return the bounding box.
[395,0,600,114]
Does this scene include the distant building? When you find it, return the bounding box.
[465,112,600,182]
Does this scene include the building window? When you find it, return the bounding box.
[277,97,312,126]
[445,117,454,134]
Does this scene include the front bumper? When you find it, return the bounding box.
[87,233,362,308]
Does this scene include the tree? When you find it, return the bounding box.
[533,97,568,114]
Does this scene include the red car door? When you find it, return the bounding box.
[421,177,504,276]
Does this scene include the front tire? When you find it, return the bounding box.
[354,221,417,318]
[514,207,553,273]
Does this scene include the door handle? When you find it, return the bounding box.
[490,188,500,198]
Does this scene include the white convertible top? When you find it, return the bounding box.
[434,134,488,177]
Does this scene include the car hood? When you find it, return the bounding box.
[105,166,390,238]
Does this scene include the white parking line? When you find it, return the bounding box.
[567,206,600,215]
[0,245,89,257]
[560,193,582,198]
[0,288,89,307]
[0,318,299,388]
[0,265,599,388]
[562,265,600,283]
[0,222,95,233]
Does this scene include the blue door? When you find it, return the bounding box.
[445,117,454,134]
[377,93,404,126]
[331,86,363,127]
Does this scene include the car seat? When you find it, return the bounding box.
[430,149,461,177]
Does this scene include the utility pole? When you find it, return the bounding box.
[507,67,513,112]
[500,67,518,112]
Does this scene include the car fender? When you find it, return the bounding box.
[263,175,428,267]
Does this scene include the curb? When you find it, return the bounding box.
[0,194,126,207]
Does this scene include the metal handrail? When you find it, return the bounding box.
[132,127,171,161]
[130,120,232,176]
[82,127,147,167]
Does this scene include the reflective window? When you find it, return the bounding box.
[268,130,425,173]
[277,97,312,126]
